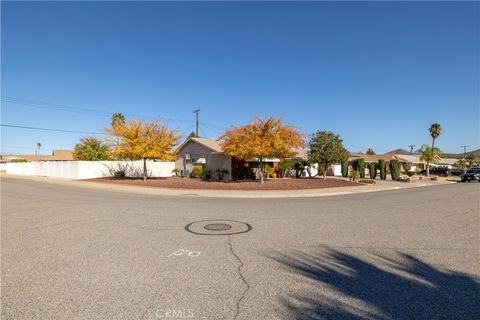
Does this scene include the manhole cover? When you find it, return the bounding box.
[186,220,252,235]
[204,223,232,231]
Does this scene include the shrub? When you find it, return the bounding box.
[358,158,365,178]
[349,170,360,182]
[390,159,400,181]
[406,171,416,177]
[215,168,229,180]
[378,159,386,180]
[351,159,358,171]
[369,162,377,179]
[202,169,213,180]
[105,162,133,179]
[358,179,376,184]
[190,165,204,178]
[235,166,253,180]
[171,168,180,177]
[10,159,27,163]
[341,159,349,177]
[278,159,294,178]
[266,165,274,178]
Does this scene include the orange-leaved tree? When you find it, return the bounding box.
[105,119,181,181]
[220,116,305,183]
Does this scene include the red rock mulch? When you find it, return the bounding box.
[85,177,360,191]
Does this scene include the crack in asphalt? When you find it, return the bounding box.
[227,235,250,320]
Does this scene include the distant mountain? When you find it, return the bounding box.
[443,149,480,159]
[382,148,412,155]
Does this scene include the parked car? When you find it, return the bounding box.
[451,168,466,176]
[421,166,452,176]
[460,168,480,182]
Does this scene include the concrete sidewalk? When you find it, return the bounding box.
[1,174,459,198]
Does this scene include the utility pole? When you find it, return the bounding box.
[193,109,200,137]
[461,145,469,159]
[408,145,416,155]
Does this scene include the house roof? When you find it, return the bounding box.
[394,154,425,164]
[0,149,74,161]
[176,137,223,153]
[348,153,396,162]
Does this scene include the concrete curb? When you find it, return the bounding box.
[1,174,459,199]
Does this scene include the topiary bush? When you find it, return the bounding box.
[378,159,386,180]
[341,159,349,177]
[389,159,400,181]
[351,159,358,171]
[369,162,377,179]
[358,158,365,178]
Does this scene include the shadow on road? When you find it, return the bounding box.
[269,247,480,320]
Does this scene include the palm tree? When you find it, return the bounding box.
[36,142,42,156]
[429,123,442,150]
[111,113,126,127]
[419,144,442,176]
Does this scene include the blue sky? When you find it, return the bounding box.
[1,1,479,155]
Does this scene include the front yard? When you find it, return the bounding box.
[87,177,360,190]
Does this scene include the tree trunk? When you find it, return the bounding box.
[426,162,430,177]
[323,161,328,180]
[259,158,264,183]
[143,158,147,181]
[432,138,435,151]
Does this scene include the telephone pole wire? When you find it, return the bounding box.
[193,109,200,137]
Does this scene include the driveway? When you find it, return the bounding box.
[1,176,479,319]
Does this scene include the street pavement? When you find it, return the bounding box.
[1,176,479,319]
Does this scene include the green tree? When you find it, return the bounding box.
[111,113,126,127]
[366,148,376,155]
[418,144,442,176]
[73,137,112,161]
[341,159,349,177]
[188,131,196,138]
[308,131,349,180]
[429,123,442,151]
[278,159,294,178]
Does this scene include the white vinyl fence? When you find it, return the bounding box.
[6,161,175,180]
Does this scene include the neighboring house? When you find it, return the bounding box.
[0,149,74,162]
[175,137,308,179]
[394,154,459,171]
[176,138,232,179]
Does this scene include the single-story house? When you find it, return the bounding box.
[175,137,308,179]
[394,155,459,171]
[0,149,74,162]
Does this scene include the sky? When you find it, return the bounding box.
[1,1,479,155]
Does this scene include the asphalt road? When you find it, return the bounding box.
[1,176,479,320]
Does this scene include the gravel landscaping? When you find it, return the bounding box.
[86,177,360,190]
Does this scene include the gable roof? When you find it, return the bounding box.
[176,137,223,153]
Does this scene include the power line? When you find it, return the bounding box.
[1,124,105,135]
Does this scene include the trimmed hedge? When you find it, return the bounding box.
[358,158,365,179]
[389,159,400,181]
[369,162,377,179]
[378,159,386,180]
[341,159,349,177]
